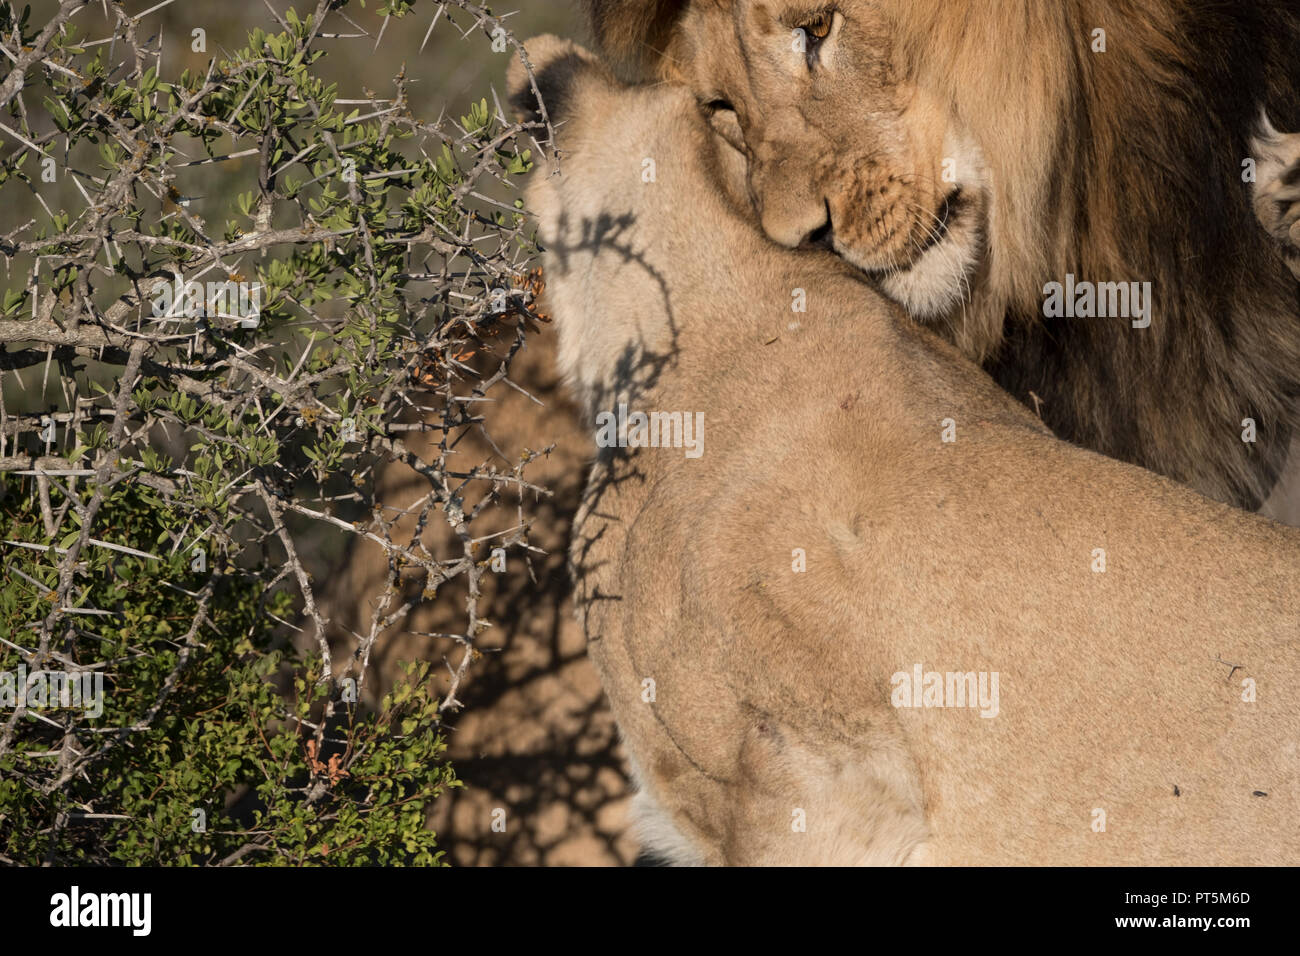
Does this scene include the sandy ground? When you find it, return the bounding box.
[319,333,636,866]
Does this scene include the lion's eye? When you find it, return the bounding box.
[803,13,832,40]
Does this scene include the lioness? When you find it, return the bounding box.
[583,0,1300,512]
[510,37,1300,865]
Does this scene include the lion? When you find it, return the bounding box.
[509,35,1300,865]
[581,0,1300,512]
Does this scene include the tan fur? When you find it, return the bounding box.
[1253,112,1300,281]
[584,0,1300,513]
[510,37,1300,866]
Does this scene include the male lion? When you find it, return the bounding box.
[510,36,1300,865]
[582,0,1300,511]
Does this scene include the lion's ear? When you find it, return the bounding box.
[583,0,688,79]
[507,35,615,128]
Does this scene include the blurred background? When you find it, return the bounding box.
[18,0,584,107]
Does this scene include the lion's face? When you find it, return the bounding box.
[674,0,989,319]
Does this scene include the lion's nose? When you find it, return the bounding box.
[802,219,835,251]
[759,202,833,250]
[753,177,832,248]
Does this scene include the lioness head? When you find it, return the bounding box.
[506,35,765,411]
